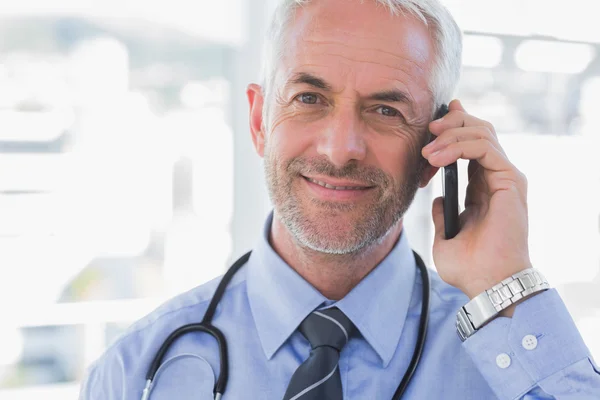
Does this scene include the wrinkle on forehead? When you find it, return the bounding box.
[300,40,428,78]
[286,36,432,81]
[301,35,430,67]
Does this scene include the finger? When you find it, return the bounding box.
[426,139,512,173]
[464,171,488,208]
[467,159,480,182]
[448,99,466,113]
[422,126,502,157]
[431,196,445,241]
[429,106,496,138]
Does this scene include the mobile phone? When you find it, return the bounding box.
[433,104,459,239]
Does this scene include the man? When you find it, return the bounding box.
[80,0,600,399]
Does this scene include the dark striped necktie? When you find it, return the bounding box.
[283,307,356,400]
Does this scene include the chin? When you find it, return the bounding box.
[284,203,387,255]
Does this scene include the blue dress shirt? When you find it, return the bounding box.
[80,212,600,399]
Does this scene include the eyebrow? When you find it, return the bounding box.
[367,90,412,104]
[288,72,333,91]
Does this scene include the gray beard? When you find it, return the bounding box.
[264,150,425,255]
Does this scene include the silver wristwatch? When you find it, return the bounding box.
[456,268,550,342]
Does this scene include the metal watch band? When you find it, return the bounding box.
[456,268,550,342]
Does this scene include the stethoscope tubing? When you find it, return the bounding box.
[392,251,430,399]
[142,250,429,400]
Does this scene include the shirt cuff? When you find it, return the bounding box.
[462,288,592,400]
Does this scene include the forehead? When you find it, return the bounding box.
[278,0,434,100]
[283,0,433,85]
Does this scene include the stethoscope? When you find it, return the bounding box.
[141,250,430,400]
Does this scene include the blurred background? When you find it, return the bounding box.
[0,0,598,398]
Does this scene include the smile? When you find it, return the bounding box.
[303,176,372,191]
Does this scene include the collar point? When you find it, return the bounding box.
[381,355,394,369]
[262,345,278,361]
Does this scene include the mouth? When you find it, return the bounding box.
[301,175,375,202]
[302,176,373,190]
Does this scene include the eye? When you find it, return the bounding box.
[375,105,401,118]
[295,93,321,105]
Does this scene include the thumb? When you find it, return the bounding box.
[432,196,446,242]
[448,99,466,113]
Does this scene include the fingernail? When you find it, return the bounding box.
[424,140,436,149]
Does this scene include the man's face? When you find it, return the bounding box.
[250,0,437,254]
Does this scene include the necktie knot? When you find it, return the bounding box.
[299,307,356,352]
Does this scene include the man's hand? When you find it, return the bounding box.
[422,99,532,305]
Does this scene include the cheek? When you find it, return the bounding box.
[267,107,324,157]
[368,136,421,182]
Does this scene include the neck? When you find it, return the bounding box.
[269,213,403,300]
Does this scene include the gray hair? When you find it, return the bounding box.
[260,0,463,124]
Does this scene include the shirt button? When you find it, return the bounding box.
[522,334,538,350]
[496,353,511,369]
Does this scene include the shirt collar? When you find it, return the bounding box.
[334,227,417,367]
[246,211,417,368]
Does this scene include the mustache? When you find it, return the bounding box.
[286,157,390,188]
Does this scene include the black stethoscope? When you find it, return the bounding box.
[141,250,430,400]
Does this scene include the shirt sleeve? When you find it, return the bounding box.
[462,288,600,400]
[78,351,126,400]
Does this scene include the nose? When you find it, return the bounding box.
[316,108,367,168]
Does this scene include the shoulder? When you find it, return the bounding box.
[120,266,247,347]
[80,268,248,399]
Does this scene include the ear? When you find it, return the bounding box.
[247,83,266,157]
[419,163,439,188]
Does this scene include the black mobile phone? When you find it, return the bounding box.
[432,104,459,239]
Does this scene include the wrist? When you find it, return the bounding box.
[460,264,534,300]
[497,291,542,318]
[455,267,549,342]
